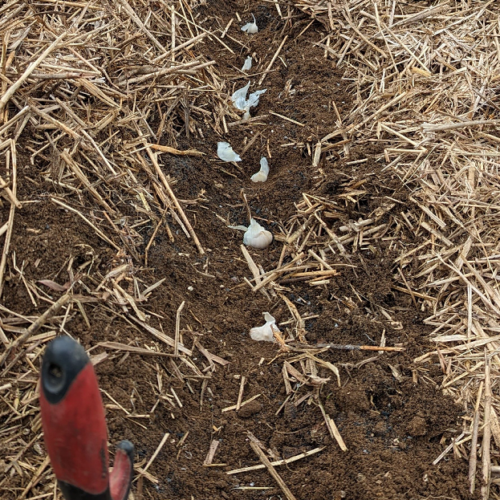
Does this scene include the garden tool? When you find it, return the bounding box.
[40,336,134,500]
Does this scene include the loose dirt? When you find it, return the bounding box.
[1,1,476,499]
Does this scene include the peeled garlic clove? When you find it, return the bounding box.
[243,218,273,249]
[217,142,241,162]
[242,56,252,71]
[249,312,278,342]
[241,14,258,34]
[251,157,269,183]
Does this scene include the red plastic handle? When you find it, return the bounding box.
[40,336,134,500]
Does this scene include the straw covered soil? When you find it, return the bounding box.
[1,0,500,498]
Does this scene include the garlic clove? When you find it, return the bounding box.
[231,82,250,110]
[263,312,275,323]
[249,312,278,342]
[250,171,267,182]
[243,218,273,249]
[242,56,252,71]
[251,157,269,183]
[249,324,274,341]
[231,82,266,121]
[217,142,241,162]
[241,14,258,34]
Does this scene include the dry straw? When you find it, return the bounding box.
[1,0,500,497]
[0,0,233,496]
[287,0,500,496]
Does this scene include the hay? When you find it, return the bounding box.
[0,0,232,496]
[286,0,500,496]
[1,0,499,497]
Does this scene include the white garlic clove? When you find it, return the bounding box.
[241,14,258,33]
[249,312,278,342]
[251,171,267,182]
[231,82,251,110]
[251,157,269,183]
[231,82,266,120]
[242,56,252,71]
[217,142,241,162]
[243,218,273,249]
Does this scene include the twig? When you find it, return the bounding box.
[295,343,405,352]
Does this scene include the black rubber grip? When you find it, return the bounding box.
[41,336,89,405]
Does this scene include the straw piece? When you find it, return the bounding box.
[0,33,66,112]
[258,36,288,86]
[226,446,325,475]
[248,432,298,500]
[482,355,492,500]
[0,294,70,373]
[318,400,347,451]
[145,146,205,255]
[174,301,185,356]
[469,381,484,493]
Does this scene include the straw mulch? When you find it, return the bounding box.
[1,0,500,498]
[287,0,500,497]
[0,0,228,496]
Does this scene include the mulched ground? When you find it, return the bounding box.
[1,1,477,499]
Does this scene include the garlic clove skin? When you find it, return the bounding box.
[232,83,266,120]
[217,142,242,162]
[251,157,269,182]
[231,82,250,110]
[243,218,273,249]
[242,56,252,71]
[247,89,266,108]
[241,14,258,33]
[249,312,278,342]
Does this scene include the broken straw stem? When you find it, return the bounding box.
[292,343,405,352]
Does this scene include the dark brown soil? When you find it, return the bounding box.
[1,1,476,499]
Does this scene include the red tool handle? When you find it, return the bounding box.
[40,336,134,500]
